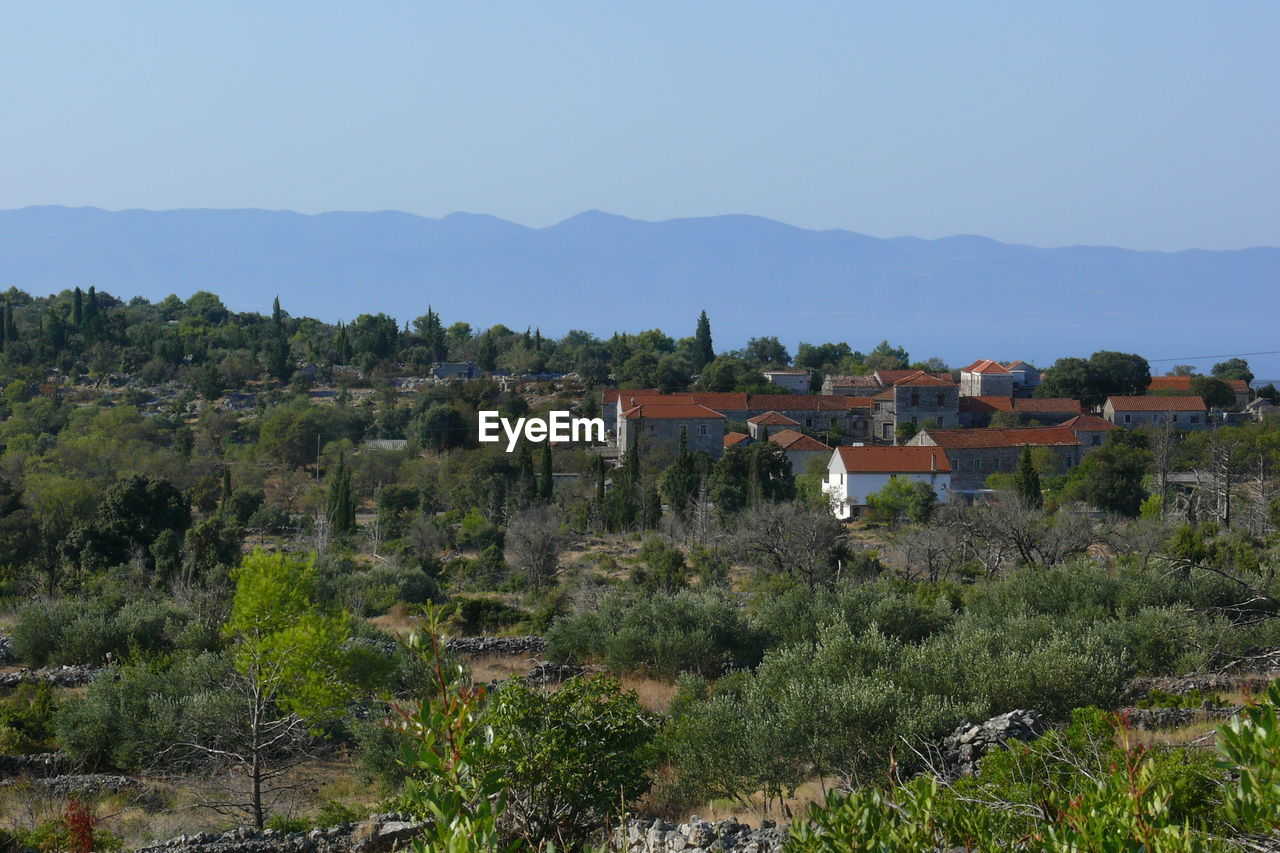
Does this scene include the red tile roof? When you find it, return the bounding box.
[917,427,1082,449]
[959,396,1015,414]
[604,388,660,403]
[747,410,800,426]
[1060,414,1120,432]
[962,359,1012,375]
[1106,395,1207,412]
[723,431,751,447]
[892,370,954,387]
[746,394,856,412]
[834,445,952,474]
[621,404,726,420]
[1148,376,1248,394]
[769,429,832,452]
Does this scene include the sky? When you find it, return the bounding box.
[1,2,1278,251]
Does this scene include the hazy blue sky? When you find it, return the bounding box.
[3,2,1276,250]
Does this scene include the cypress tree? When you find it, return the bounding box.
[517,443,537,504]
[694,310,714,370]
[1015,446,1043,508]
[326,452,357,535]
[593,454,606,504]
[539,443,554,502]
[220,466,233,510]
[85,286,98,322]
[72,287,83,327]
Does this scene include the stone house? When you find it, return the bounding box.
[823,446,952,520]
[768,429,833,476]
[908,427,1085,492]
[1005,361,1042,396]
[822,374,882,397]
[762,369,811,394]
[1147,376,1250,410]
[617,403,726,459]
[609,390,872,444]
[961,396,1084,427]
[723,431,751,449]
[1102,396,1209,430]
[1059,413,1121,447]
[870,371,960,444]
[747,410,799,439]
[959,360,1015,398]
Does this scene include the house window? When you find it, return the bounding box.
[910,391,920,406]
[1190,415,1200,424]
[699,424,708,436]
[1092,435,1101,446]
[1124,414,1132,424]
[1172,414,1179,423]
[972,458,981,471]
[910,416,918,427]
[937,393,945,405]
[646,424,655,433]
[805,418,813,427]
[882,423,892,439]
[936,416,945,427]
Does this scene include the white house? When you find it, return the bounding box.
[762,369,811,394]
[823,446,951,520]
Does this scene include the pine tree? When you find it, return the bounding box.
[1015,446,1043,508]
[694,310,715,370]
[72,287,83,327]
[539,443,554,502]
[326,452,357,536]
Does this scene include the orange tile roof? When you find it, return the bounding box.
[842,397,875,409]
[723,431,751,447]
[621,404,726,420]
[918,427,1082,449]
[962,359,1012,375]
[1107,395,1207,412]
[746,394,854,412]
[1060,414,1120,431]
[1012,398,1082,414]
[747,410,800,426]
[769,429,832,452]
[834,445,952,474]
[959,396,1015,413]
[892,370,954,387]
[1148,376,1248,394]
[604,388,660,403]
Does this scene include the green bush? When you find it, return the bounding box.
[547,588,765,678]
[11,596,198,666]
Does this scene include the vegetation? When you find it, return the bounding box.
[0,285,1277,849]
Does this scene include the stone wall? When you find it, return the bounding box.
[132,814,423,853]
[445,636,546,656]
[612,817,786,853]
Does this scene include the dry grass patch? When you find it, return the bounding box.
[620,676,678,714]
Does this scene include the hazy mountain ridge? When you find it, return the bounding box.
[0,205,1276,371]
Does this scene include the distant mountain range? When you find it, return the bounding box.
[1,205,1276,374]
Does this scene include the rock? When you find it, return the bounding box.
[935,709,1046,781]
